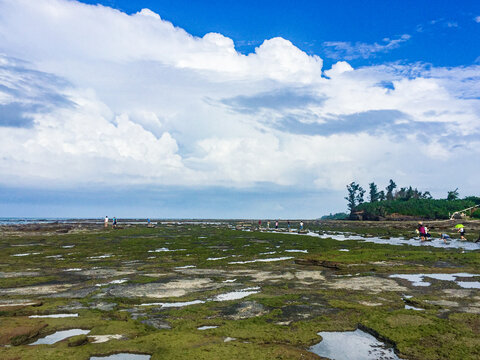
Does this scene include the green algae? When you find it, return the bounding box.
[0,221,479,359]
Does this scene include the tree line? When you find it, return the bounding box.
[343,180,479,220]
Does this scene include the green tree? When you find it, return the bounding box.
[369,182,380,202]
[422,191,432,199]
[447,188,459,201]
[395,187,407,200]
[345,182,365,213]
[378,190,386,201]
[386,179,397,201]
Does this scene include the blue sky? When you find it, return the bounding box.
[81,0,480,67]
[0,0,479,218]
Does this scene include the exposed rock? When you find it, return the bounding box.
[461,307,480,314]
[328,276,408,293]
[0,284,75,296]
[232,270,295,282]
[359,301,383,307]
[443,289,472,298]
[141,273,168,278]
[223,301,267,320]
[0,271,41,278]
[295,271,326,282]
[295,259,342,270]
[49,287,98,298]
[174,268,226,276]
[77,269,135,278]
[0,300,42,308]
[106,278,218,298]
[141,318,171,330]
[58,301,87,311]
[370,261,402,267]
[425,300,459,307]
[280,303,334,322]
[89,302,117,311]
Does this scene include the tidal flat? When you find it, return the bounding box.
[0,220,479,359]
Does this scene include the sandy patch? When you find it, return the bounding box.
[327,276,408,293]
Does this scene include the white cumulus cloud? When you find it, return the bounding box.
[0,0,479,196]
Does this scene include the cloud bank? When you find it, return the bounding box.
[0,0,479,197]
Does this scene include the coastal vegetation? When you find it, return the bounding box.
[344,180,480,220]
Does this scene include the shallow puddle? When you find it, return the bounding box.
[89,254,113,259]
[29,313,78,318]
[197,325,218,330]
[174,265,196,269]
[64,268,82,272]
[45,255,64,259]
[212,287,260,301]
[11,243,43,247]
[90,354,150,360]
[96,279,128,287]
[309,329,402,360]
[305,231,480,250]
[148,248,185,253]
[229,257,293,264]
[30,329,90,345]
[139,300,205,307]
[390,273,480,288]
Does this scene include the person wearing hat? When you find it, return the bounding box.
[457,226,466,241]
